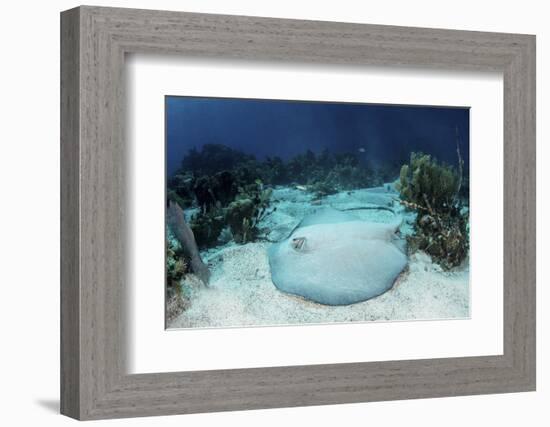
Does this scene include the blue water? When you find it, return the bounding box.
[166,96,469,177]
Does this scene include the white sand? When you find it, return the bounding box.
[168,186,469,329]
[169,243,469,328]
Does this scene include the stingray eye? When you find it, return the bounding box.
[291,237,306,251]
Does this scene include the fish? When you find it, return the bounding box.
[358,147,366,153]
[268,207,407,305]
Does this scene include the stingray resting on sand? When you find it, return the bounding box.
[268,207,408,305]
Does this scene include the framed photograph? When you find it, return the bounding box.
[61,6,536,420]
[164,97,471,329]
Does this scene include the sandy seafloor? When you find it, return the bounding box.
[168,185,470,329]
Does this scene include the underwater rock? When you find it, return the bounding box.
[217,226,234,244]
[268,208,407,305]
[167,201,211,284]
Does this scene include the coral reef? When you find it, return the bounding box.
[262,156,288,185]
[225,184,274,243]
[226,198,256,243]
[168,144,395,248]
[165,230,190,324]
[166,172,195,208]
[285,150,381,191]
[186,180,275,246]
[189,209,225,248]
[396,152,469,269]
[166,231,187,289]
[192,170,238,212]
[180,143,256,176]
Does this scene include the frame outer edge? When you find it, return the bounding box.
[60,6,537,420]
[502,34,536,391]
[528,35,536,390]
[60,6,82,420]
[519,34,536,389]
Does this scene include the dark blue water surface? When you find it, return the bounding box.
[166,96,469,177]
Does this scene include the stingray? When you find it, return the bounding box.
[268,207,407,305]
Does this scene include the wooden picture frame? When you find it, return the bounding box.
[60,5,536,420]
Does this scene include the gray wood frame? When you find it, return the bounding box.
[60,5,536,420]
